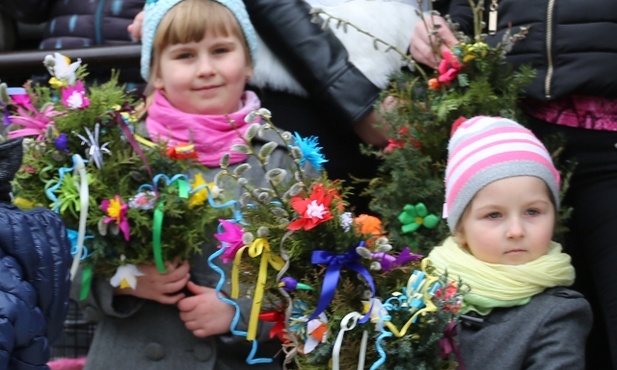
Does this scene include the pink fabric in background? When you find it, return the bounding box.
[48,357,87,370]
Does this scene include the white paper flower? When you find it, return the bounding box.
[339,212,353,232]
[110,258,144,289]
[45,52,81,85]
[304,313,328,354]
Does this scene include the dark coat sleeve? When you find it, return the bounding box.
[0,204,72,368]
[243,0,380,126]
[447,0,475,35]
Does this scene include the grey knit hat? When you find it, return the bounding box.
[444,116,561,232]
[140,0,258,81]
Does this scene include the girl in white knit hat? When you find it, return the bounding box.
[428,116,591,369]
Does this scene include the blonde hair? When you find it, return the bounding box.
[146,0,251,93]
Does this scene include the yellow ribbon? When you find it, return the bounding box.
[133,134,157,148]
[382,259,439,337]
[231,238,285,340]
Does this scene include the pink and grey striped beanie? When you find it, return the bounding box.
[444,116,561,232]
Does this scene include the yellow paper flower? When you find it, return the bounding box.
[189,173,221,208]
[48,77,67,89]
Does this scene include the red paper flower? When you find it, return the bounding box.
[288,183,334,231]
[437,49,462,85]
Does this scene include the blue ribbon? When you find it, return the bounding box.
[138,174,243,221]
[371,330,393,370]
[45,155,89,212]
[309,246,375,323]
[66,229,93,260]
[207,220,272,365]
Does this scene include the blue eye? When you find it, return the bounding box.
[486,212,501,219]
[525,209,539,216]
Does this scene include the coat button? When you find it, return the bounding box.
[193,342,214,362]
[144,342,165,361]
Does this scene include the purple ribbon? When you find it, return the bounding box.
[439,321,465,369]
[114,109,153,181]
[309,246,375,323]
[1,101,11,126]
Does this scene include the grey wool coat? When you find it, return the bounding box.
[74,133,291,369]
[458,287,592,370]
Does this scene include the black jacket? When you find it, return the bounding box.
[449,0,617,100]
[0,139,72,369]
[242,0,383,213]
[243,0,380,126]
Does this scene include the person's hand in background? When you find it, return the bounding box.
[410,14,458,68]
[128,10,144,41]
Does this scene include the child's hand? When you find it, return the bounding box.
[115,261,190,305]
[177,281,235,338]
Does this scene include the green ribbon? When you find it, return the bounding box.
[153,202,166,273]
[152,178,190,273]
[176,178,189,199]
[79,264,93,301]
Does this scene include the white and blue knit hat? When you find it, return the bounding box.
[140,0,258,81]
[444,116,561,232]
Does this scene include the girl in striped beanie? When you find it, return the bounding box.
[428,116,591,369]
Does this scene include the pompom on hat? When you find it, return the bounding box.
[140,0,258,81]
[443,116,561,232]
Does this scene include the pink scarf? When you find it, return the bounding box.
[146,90,261,167]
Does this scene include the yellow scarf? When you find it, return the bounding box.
[428,237,575,314]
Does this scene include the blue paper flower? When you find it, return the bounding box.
[293,132,328,171]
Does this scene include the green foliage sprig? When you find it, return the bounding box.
[362,2,546,254]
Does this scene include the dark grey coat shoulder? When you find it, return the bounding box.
[459,287,592,370]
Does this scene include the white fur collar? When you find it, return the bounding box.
[249,0,422,96]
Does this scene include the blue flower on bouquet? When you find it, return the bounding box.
[293,132,328,171]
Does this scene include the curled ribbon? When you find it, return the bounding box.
[331,311,368,370]
[232,238,285,340]
[206,239,273,365]
[310,246,376,323]
[383,259,440,337]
